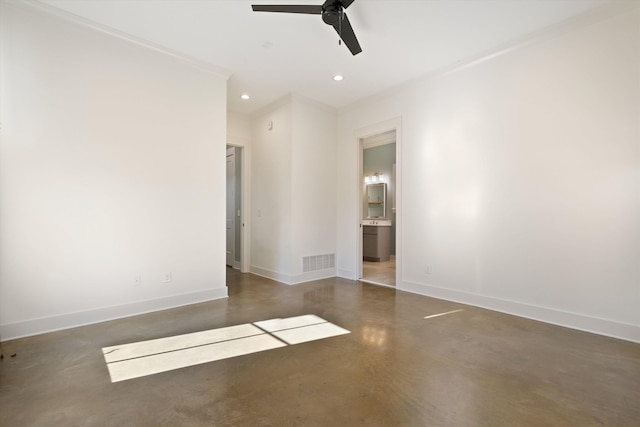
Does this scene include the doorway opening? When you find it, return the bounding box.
[359,130,398,287]
[226,145,242,270]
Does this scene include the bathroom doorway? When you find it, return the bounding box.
[359,130,398,287]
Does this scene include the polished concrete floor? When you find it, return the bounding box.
[1,269,639,426]
[362,257,396,287]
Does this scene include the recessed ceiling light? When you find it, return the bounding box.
[240,94,250,100]
[332,74,344,81]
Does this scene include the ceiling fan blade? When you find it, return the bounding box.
[252,4,323,14]
[341,0,356,9]
[332,12,362,55]
[322,0,355,9]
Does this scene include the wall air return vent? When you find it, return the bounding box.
[302,254,335,273]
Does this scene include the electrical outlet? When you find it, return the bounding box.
[425,265,432,275]
[163,272,172,283]
[134,275,142,287]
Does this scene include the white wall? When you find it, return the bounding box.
[337,9,640,342]
[291,96,338,280]
[228,112,251,144]
[251,95,337,284]
[250,98,294,280]
[0,3,229,339]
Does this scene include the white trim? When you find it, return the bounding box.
[0,288,229,341]
[337,269,356,280]
[289,269,337,285]
[250,265,294,285]
[226,139,251,273]
[435,1,640,80]
[339,0,640,115]
[401,280,640,344]
[226,146,237,269]
[226,136,249,146]
[362,130,396,149]
[250,265,337,285]
[355,117,403,286]
[240,142,251,274]
[6,0,231,79]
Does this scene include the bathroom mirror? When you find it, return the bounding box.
[366,183,386,219]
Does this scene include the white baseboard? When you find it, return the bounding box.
[250,265,294,284]
[337,269,356,280]
[289,269,337,285]
[250,265,336,285]
[0,288,228,341]
[400,280,640,344]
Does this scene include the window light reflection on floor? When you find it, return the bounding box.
[102,314,350,383]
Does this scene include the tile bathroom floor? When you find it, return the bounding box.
[1,269,639,426]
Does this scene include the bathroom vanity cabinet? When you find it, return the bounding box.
[363,225,391,262]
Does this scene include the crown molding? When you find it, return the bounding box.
[2,0,231,80]
[339,0,640,115]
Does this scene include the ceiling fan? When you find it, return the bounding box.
[252,0,362,56]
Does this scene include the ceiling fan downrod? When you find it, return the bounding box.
[338,8,343,45]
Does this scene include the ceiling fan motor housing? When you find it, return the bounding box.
[322,5,340,25]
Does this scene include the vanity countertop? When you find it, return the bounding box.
[362,219,392,226]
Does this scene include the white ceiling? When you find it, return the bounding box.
[37,0,612,115]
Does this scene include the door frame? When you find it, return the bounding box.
[355,117,402,286]
[226,147,237,268]
[226,139,251,273]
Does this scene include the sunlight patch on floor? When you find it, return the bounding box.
[255,314,350,345]
[424,309,465,319]
[103,315,349,382]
